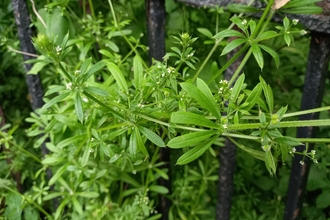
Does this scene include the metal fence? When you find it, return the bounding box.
[146,1,330,220]
[10,0,330,219]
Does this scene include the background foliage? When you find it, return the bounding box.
[1,0,330,219]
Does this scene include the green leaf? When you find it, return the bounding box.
[284,33,291,46]
[243,82,262,111]
[259,76,274,113]
[103,39,119,52]
[249,20,256,35]
[283,17,290,30]
[252,44,264,69]
[213,29,246,39]
[283,0,321,8]
[180,82,221,119]
[139,126,165,147]
[4,193,22,220]
[77,191,99,198]
[281,144,288,163]
[42,91,71,109]
[74,92,84,123]
[106,62,128,93]
[316,189,330,208]
[57,135,85,149]
[229,138,265,161]
[81,144,91,167]
[149,185,169,194]
[43,192,63,201]
[135,128,149,156]
[171,112,219,129]
[257,31,278,40]
[49,164,68,186]
[44,85,66,96]
[55,198,69,220]
[177,136,217,165]
[168,130,218,149]
[80,57,92,74]
[133,55,144,90]
[274,136,302,146]
[42,155,63,165]
[197,28,213,38]
[258,44,280,68]
[81,60,106,83]
[265,151,276,175]
[23,206,38,220]
[221,38,246,56]
[227,4,261,13]
[27,61,49,74]
[281,6,323,14]
[84,86,109,97]
[231,73,245,103]
[72,197,83,215]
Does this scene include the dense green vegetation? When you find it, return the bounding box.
[1,0,330,219]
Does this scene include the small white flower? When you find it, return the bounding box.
[311,150,316,155]
[292,147,296,153]
[242,19,247,25]
[313,159,318,164]
[66,82,72,90]
[300,30,307,35]
[300,161,304,165]
[75,70,81,75]
[55,46,62,52]
[292,19,299,25]
[223,124,227,129]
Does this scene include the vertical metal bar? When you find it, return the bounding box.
[145,1,171,219]
[146,0,166,64]
[12,0,58,210]
[217,33,243,220]
[284,32,330,220]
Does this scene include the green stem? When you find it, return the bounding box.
[83,91,125,120]
[298,138,330,143]
[108,0,118,27]
[88,0,95,19]
[280,120,330,128]
[228,47,252,87]
[283,106,330,118]
[207,44,249,84]
[222,132,259,141]
[250,0,275,39]
[193,0,256,81]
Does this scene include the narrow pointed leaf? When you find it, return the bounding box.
[139,126,165,147]
[133,55,143,90]
[168,130,218,149]
[43,91,70,109]
[231,73,245,103]
[243,82,262,111]
[75,93,84,123]
[49,164,68,186]
[259,44,280,68]
[106,62,128,93]
[81,60,106,82]
[259,76,274,113]
[135,128,148,156]
[221,38,246,56]
[213,29,246,39]
[171,112,219,129]
[252,44,264,69]
[229,138,265,161]
[274,136,302,146]
[265,151,277,174]
[180,82,221,119]
[177,136,217,165]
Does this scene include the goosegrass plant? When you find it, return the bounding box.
[1,0,330,219]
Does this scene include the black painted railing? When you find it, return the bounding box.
[146,1,329,220]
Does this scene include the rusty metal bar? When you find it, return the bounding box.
[284,32,330,220]
[145,1,171,219]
